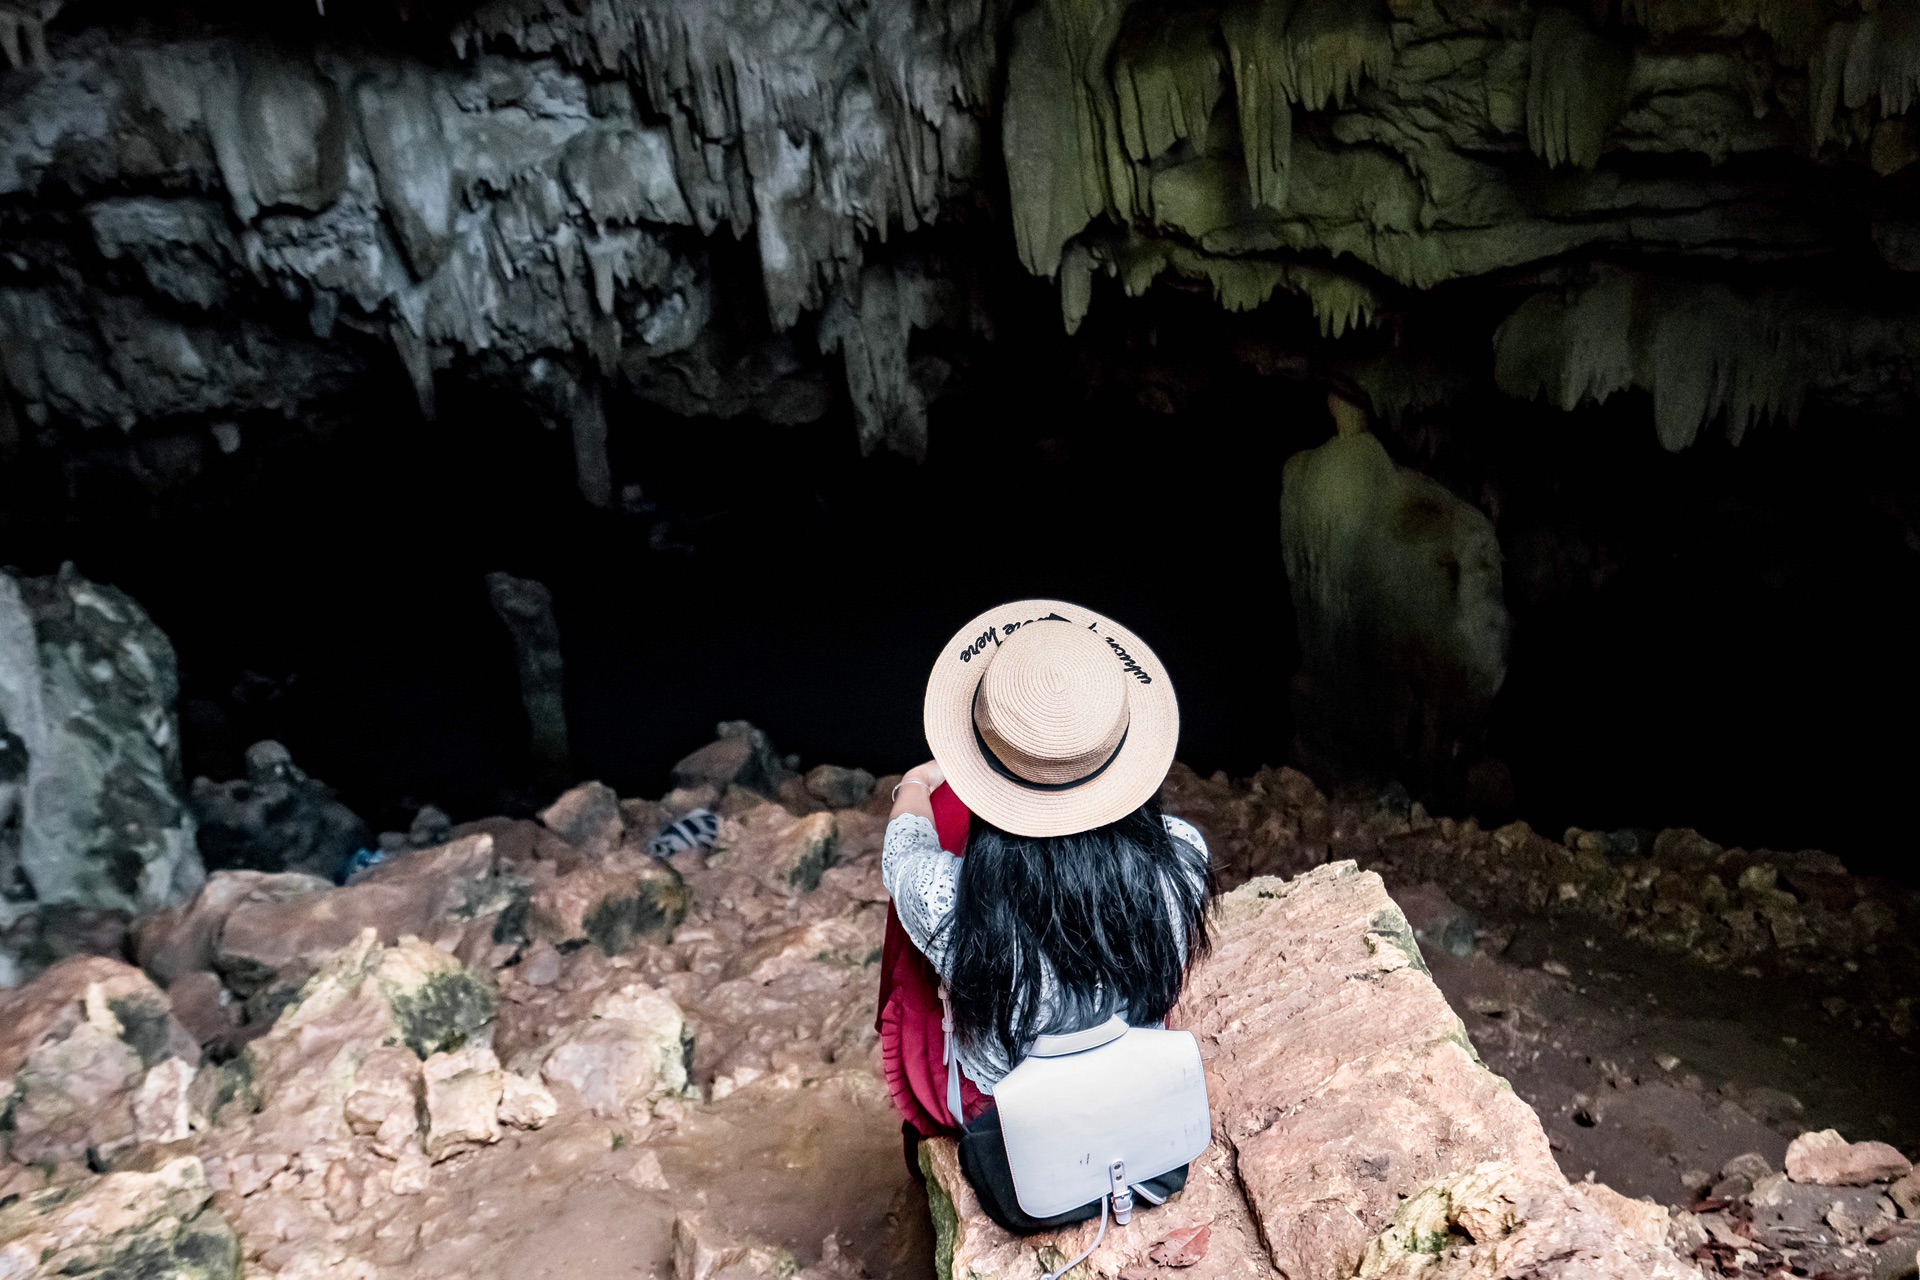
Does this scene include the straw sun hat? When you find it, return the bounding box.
[923,599,1179,838]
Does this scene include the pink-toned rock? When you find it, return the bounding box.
[1785,1129,1914,1186]
[721,918,877,984]
[922,864,1695,1280]
[341,1045,422,1158]
[134,871,331,988]
[133,1057,197,1144]
[214,834,504,996]
[708,807,839,893]
[165,969,241,1052]
[7,1020,145,1163]
[1889,1170,1920,1218]
[540,983,689,1121]
[0,955,187,1081]
[1353,1161,1694,1280]
[538,781,626,853]
[497,1070,558,1129]
[421,1044,503,1161]
[0,956,198,1165]
[237,930,494,1154]
[527,855,688,955]
[670,1212,797,1280]
[0,1155,238,1279]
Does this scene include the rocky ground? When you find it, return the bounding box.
[1,734,1916,1279]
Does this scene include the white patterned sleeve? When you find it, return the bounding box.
[1163,814,1210,882]
[882,813,961,977]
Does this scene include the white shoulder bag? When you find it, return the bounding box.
[992,1016,1212,1278]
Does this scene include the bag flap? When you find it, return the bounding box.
[993,1027,1212,1219]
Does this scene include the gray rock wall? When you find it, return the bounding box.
[5,0,1920,480]
[0,564,202,913]
[0,0,1000,466]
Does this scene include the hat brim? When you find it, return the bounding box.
[923,599,1179,838]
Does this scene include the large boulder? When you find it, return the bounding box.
[0,955,200,1167]
[921,863,1695,1280]
[190,927,497,1199]
[133,870,333,990]
[0,1155,240,1279]
[526,853,688,955]
[707,807,839,894]
[208,833,519,1000]
[538,982,691,1123]
[671,722,789,798]
[537,780,625,854]
[0,564,203,913]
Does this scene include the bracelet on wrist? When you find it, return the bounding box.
[891,778,935,801]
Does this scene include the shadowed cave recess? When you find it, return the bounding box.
[8,2,1920,1279]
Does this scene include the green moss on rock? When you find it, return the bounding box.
[389,969,496,1058]
[585,872,689,955]
[919,1143,960,1280]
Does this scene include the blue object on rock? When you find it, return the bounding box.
[339,846,389,884]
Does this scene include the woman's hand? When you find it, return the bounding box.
[889,759,945,822]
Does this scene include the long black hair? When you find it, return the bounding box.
[942,794,1213,1066]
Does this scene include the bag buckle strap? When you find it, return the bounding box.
[1109,1160,1133,1225]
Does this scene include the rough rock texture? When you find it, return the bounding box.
[188,740,369,880]
[0,954,200,1167]
[1160,763,1920,1043]
[0,754,1912,1280]
[1784,1129,1914,1188]
[922,862,1696,1280]
[0,1155,240,1280]
[1669,1148,1919,1280]
[12,0,1920,495]
[0,0,997,472]
[0,564,202,914]
[0,766,912,1279]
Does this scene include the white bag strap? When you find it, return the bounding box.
[1040,1162,1132,1280]
[1029,1015,1128,1058]
[939,983,963,1123]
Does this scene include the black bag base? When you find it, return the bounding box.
[956,1106,1190,1236]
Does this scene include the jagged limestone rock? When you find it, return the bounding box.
[1280,402,1508,791]
[0,565,202,913]
[919,862,1693,1280]
[9,0,1920,461]
[0,1156,240,1280]
[0,0,995,458]
[1491,266,1920,450]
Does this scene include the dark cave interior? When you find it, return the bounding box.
[7,266,1918,879]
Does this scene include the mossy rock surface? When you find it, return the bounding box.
[389,968,496,1059]
[584,866,689,955]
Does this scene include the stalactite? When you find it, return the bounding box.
[1489,268,1873,451]
[1074,230,1378,337]
[1525,7,1632,169]
[570,379,613,508]
[1222,0,1299,211]
[1004,1,1100,277]
[1282,0,1392,112]
[1113,5,1224,165]
[817,263,967,461]
[1841,8,1920,119]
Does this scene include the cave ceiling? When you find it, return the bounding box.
[2,0,1918,486]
